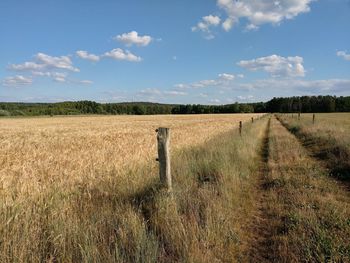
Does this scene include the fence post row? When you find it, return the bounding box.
[156,127,172,190]
[239,121,242,136]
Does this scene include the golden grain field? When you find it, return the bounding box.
[0,113,264,262]
[0,113,261,199]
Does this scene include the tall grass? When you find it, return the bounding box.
[0,116,267,262]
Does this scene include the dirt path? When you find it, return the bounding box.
[245,117,278,262]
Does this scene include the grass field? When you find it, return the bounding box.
[1,113,349,262]
[278,113,350,182]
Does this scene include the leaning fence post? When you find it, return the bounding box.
[312,113,315,124]
[156,127,172,190]
[239,121,242,136]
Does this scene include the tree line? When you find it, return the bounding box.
[0,96,349,117]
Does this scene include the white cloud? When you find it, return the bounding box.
[337,51,350,61]
[103,48,142,62]
[192,14,221,39]
[217,0,314,31]
[114,31,152,47]
[238,54,305,77]
[164,90,187,96]
[237,95,254,101]
[218,73,235,81]
[9,53,79,72]
[238,78,350,94]
[174,83,187,89]
[2,75,33,87]
[136,88,188,101]
[77,80,93,85]
[175,73,238,89]
[8,62,46,71]
[32,71,68,82]
[76,50,100,62]
[35,53,79,72]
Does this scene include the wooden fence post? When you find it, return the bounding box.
[251,117,254,123]
[239,121,242,136]
[298,112,300,121]
[156,127,172,190]
[313,113,315,124]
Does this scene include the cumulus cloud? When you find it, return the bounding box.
[76,48,142,63]
[103,48,142,62]
[238,54,305,77]
[76,50,100,62]
[2,75,33,87]
[114,31,153,47]
[192,15,221,39]
[217,0,314,31]
[9,53,79,72]
[337,51,350,61]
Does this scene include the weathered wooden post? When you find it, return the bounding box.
[292,113,294,118]
[298,112,300,121]
[156,128,172,190]
[251,117,254,123]
[239,121,242,136]
[312,113,315,124]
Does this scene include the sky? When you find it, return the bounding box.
[0,0,349,104]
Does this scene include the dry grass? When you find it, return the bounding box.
[283,113,350,150]
[0,113,264,262]
[264,117,350,262]
[278,113,350,181]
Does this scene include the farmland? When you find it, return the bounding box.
[0,113,349,262]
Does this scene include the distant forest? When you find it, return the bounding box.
[0,96,349,116]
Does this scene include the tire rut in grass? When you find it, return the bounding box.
[246,117,275,262]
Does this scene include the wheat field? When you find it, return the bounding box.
[0,114,261,193]
[0,113,264,262]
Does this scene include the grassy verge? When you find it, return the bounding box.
[0,117,268,262]
[264,117,350,262]
[277,114,350,181]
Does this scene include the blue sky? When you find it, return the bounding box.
[0,0,349,104]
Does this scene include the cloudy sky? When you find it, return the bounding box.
[0,0,349,104]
